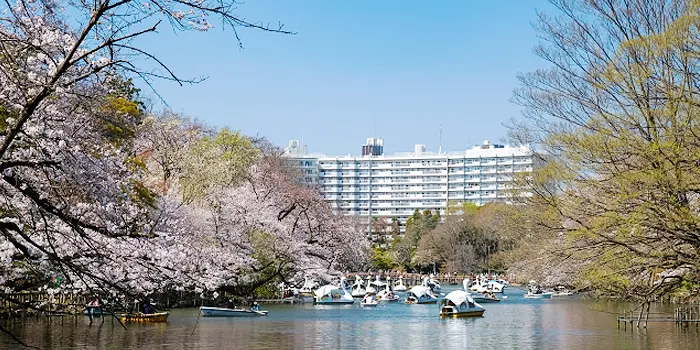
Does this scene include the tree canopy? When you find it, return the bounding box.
[509,0,700,302]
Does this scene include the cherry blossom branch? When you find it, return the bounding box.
[67,20,162,70]
[0,160,59,171]
[0,0,109,160]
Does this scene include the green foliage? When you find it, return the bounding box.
[109,76,143,105]
[180,128,259,202]
[0,105,10,133]
[507,0,700,299]
[390,209,441,271]
[249,229,274,263]
[125,155,147,172]
[128,179,158,208]
[370,247,395,270]
[253,282,281,299]
[446,201,479,215]
[99,78,144,147]
[403,209,439,246]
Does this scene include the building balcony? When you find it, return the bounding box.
[420,178,446,183]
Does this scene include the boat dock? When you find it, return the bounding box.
[617,306,700,330]
[1,291,86,315]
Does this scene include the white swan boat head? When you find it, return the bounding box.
[300,278,319,294]
[370,275,387,287]
[394,276,407,291]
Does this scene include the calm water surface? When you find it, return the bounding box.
[2,287,699,349]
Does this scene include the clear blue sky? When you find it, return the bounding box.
[140,1,555,155]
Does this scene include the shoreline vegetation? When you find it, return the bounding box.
[1,0,700,344]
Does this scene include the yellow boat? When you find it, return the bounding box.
[120,312,169,323]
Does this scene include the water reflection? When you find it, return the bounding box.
[2,288,700,349]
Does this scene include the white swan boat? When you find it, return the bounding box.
[351,276,366,297]
[365,275,376,294]
[463,278,500,302]
[494,279,509,287]
[314,284,355,304]
[370,275,387,288]
[405,286,439,304]
[339,277,353,291]
[439,290,485,318]
[426,275,442,293]
[200,306,268,317]
[394,276,408,292]
[299,278,319,297]
[376,278,400,302]
[360,294,378,307]
[470,279,504,294]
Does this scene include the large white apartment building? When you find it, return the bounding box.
[283,138,534,233]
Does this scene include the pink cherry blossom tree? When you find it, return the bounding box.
[136,117,369,296]
[0,5,366,341]
[0,0,291,308]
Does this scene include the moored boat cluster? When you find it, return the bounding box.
[81,275,577,323]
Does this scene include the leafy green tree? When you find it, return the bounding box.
[181,128,259,202]
[510,0,700,305]
[391,209,440,271]
[370,247,395,271]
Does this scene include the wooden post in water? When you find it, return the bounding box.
[645,302,650,328]
[683,307,686,327]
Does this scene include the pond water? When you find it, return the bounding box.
[2,286,698,349]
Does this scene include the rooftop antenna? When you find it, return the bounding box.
[301,123,304,149]
[374,115,377,139]
[439,125,443,154]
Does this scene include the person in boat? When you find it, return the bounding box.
[225,299,235,309]
[251,302,260,311]
[143,300,157,314]
[488,291,496,299]
[86,296,100,315]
